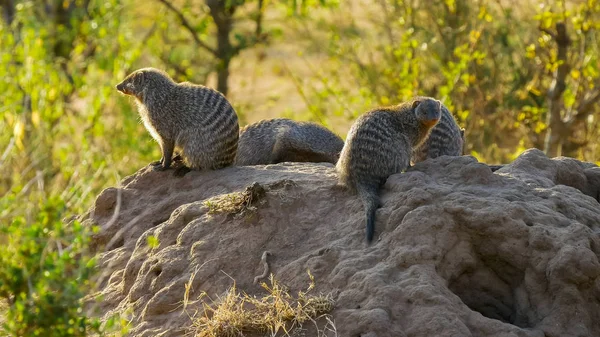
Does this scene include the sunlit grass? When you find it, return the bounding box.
[190,273,335,337]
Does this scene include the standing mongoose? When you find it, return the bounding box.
[235,118,345,165]
[412,102,464,163]
[336,97,442,243]
[116,67,239,174]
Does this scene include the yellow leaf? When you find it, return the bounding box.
[31,110,40,128]
[13,119,25,150]
[583,21,590,31]
[534,121,547,134]
[470,150,484,162]
[527,84,542,96]
[525,44,536,59]
[48,88,57,101]
[469,30,481,44]
[571,69,580,79]
[5,113,14,125]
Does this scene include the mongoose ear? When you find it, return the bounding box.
[135,71,145,82]
[412,100,421,109]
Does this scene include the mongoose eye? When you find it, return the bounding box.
[412,100,421,109]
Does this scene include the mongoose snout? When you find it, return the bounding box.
[115,82,128,95]
[411,99,464,163]
[115,71,143,97]
[421,117,441,128]
[414,98,442,127]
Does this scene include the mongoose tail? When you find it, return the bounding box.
[278,134,338,163]
[356,182,381,243]
[275,122,344,164]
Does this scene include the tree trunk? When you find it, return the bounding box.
[543,23,570,158]
[206,0,235,96]
[0,0,15,24]
[216,58,230,96]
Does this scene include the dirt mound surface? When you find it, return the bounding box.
[83,148,600,337]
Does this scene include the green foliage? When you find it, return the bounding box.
[0,0,149,221]
[288,0,600,162]
[0,0,143,334]
[526,0,600,157]
[0,197,118,336]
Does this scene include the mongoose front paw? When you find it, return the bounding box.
[152,164,170,172]
[150,160,162,167]
[173,166,191,177]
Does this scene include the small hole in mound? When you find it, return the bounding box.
[447,257,529,328]
[153,267,162,277]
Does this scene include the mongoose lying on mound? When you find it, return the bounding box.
[235,118,344,165]
[336,97,442,243]
[116,68,239,174]
[412,102,464,163]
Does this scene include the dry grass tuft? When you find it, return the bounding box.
[204,182,266,217]
[0,298,7,328]
[190,272,335,337]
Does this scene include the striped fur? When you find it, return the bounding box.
[116,68,239,171]
[235,118,344,165]
[412,103,463,163]
[336,97,442,243]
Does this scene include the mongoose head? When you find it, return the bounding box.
[116,67,174,101]
[412,98,442,128]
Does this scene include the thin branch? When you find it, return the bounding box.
[539,27,556,39]
[573,87,600,123]
[140,22,158,46]
[156,0,217,56]
[158,53,188,79]
[543,22,571,156]
[255,0,264,38]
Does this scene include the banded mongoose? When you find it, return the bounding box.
[336,97,442,243]
[116,67,239,174]
[235,118,345,165]
[412,102,464,163]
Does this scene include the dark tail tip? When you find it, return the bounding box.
[358,184,381,244]
[366,216,375,243]
[365,200,378,244]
